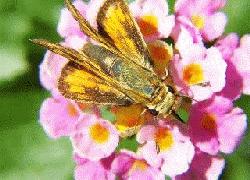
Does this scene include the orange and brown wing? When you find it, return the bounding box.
[58,61,133,105]
[64,0,153,70]
[96,0,153,70]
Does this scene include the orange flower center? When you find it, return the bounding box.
[191,15,205,30]
[183,63,204,85]
[89,123,109,144]
[67,103,78,117]
[137,15,158,37]
[148,41,173,77]
[201,113,217,131]
[130,160,148,172]
[154,127,174,152]
[112,104,147,137]
[77,103,89,110]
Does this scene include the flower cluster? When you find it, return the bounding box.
[39,0,249,179]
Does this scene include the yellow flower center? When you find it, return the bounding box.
[154,127,174,152]
[191,15,205,30]
[67,103,78,117]
[183,63,204,85]
[137,15,158,37]
[201,113,217,131]
[89,123,109,144]
[148,40,173,77]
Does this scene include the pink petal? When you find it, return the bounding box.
[202,12,227,41]
[128,167,165,180]
[215,33,240,60]
[174,151,225,180]
[86,0,106,28]
[190,85,213,101]
[39,51,67,92]
[203,47,227,92]
[175,26,205,60]
[206,156,225,180]
[161,139,195,177]
[240,34,250,50]
[233,48,250,72]
[196,138,220,155]
[175,0,211,16]
[130,0,169,16]
[39,96,80,139]
[172,16,203,44]
[64,35,87,50]
[136,125,156,144]
[242,72,250,94]
[218,108,247,154]
[57,0,88,38]
[137,141,162,168]
[75,160,115,180]
[218,61,243,100]
[111,151,134,176]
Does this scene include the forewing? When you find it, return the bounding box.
[31,39,160,106]
[97,0,153,70]
[58,61,133,105]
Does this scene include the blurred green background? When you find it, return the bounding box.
[0,0,249,179]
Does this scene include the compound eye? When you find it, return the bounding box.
[167,86,175,94]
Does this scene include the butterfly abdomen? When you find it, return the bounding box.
[147,84,176,116]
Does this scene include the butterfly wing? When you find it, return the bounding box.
[31,39,159,106]
[65,0,153,70]
[58,61,133,105]
[96,0,153,70]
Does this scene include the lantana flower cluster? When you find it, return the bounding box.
[39,0,249,179]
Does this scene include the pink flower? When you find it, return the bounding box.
[39,95,81,139]
[215,33,240,60]
[39,50,68,94]
[111,150,165,180]
[175,0,227,41]
[136,120,194,177]
[65,35,88,50]
[232,34,250,95]
[215,33,243,100]
[57,0,88,38]
[71,114,119,161]
[85,0,106,28]
[130,0,175,41]
[171,27,227,101]
[171,16,202,44]
[174,150,225,180]
[216,34,250,99]
[74,154,116,180]
[217,60,243,100]
[189,95,247,155]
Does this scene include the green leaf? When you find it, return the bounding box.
[101,106,116,122]
[117,136,138,152]
[0,90,73,179]
[177,108,189,123]
[224,1,250,35]
[0,46,28,83]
